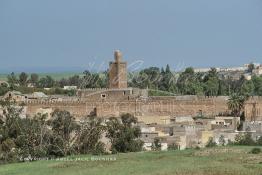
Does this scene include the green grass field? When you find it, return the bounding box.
[0,146,262,175]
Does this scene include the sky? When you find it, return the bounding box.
[0,0,262,73]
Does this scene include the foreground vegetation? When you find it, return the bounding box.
[0,100,144,164]
[0,146,262,175]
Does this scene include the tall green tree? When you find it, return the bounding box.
[7,72,18,88]
[30,73,39,87]
[0,99,24,162]
[251,76,262,96]
[240,80,254,96]
[177,67,203,95]
[106,113,143,153]
[81,71,105,88]
[131,67,161,89]
[19,72,28,87]
[248,63,255,73]
[203,68,219,96]
[15,114,50,160]
[227,93,246,117]
[159,65,175,91]
[38,76,55,88]
[48,110,79,156]
[78,116,105,155]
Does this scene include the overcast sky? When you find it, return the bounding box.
[0,0,262,73]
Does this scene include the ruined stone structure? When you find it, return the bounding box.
[19,51,230,119]
[24,95,229,119]
[4,50,262,122]
[108,50,127,89]
[245,96,262,121]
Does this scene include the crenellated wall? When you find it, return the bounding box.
[245,96,262,121]
[24,95,230,119]
[22,94,262,122]
[26,100,97,118]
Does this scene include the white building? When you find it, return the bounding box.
[63,86,78,90]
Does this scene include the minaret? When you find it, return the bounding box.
[108,50,127,89]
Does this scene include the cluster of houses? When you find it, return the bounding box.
[138,115,261,151]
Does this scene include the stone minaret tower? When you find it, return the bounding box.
[108,50,128,89]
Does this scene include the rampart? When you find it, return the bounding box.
[24,95,230,119]
[245,96,262,121]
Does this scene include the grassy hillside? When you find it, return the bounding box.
[0,146,262,175]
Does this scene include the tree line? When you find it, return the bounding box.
[5,71,108,89]
[0,71,108,96]
[1,65,262,97]
[129,65,262,97]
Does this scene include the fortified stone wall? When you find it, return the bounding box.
[23,95,262,122]
[26,101,97,118]
[25,95,230,119]
[245,96,262,121]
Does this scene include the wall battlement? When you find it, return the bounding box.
[80,88,109,91]
[24,95,228,105]
[23,95,229,119]
[20,94,262,122]
[246,96,262,102]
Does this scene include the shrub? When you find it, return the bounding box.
[194,146,201,150]
[249,148,261,154]
[0,138,18,163]
[218,135,226,146]
[152,138,162,151]
[168,143,179,150]
[234,133,256,146]
[227,139,234,146]
[256,136,262,146]
[206,137,216,148]
[91,142,106,155]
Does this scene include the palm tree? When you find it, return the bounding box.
[227,93,246,117]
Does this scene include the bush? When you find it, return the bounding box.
[206,137,216,148]
[91,142,106,155]
[256,136,262,146]
[249,148,261,154]
[234,133,256,146]
[168,143,179,151]
[227,139,234,146]
[218,135,226,146]
[0,138,18,163]
[0,84,9,96]
[194,146,201,150]
[152,138,162,151]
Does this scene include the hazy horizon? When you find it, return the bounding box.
[0,61,259,74]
